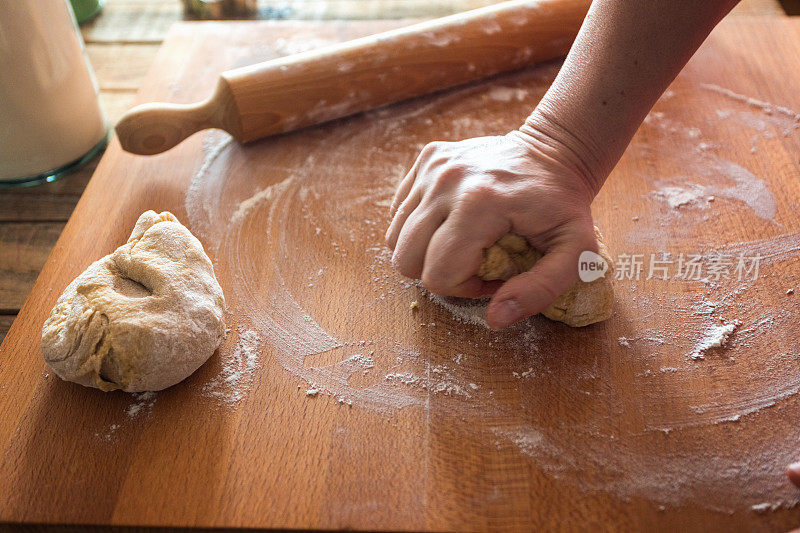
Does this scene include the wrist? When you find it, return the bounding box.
[517,107,609,199]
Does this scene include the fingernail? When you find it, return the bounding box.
[787,463,800,488]
[491,299,522,329]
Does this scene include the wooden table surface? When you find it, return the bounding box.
[0,0,792,347]
[4,9,800,530]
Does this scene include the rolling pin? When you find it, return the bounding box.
[115,0,590,156]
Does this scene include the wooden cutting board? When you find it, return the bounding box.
[3,17,800,531]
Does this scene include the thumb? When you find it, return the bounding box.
[486,239,593,330]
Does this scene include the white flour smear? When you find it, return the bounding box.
[653,184,708,209]
[639,82,800,229]
[486,86,529,103]
[230,186,276,226]
[690,321,738,360]
[640,112,777,223]
[126,391,157,419]
[718,230,800,267]
[701,83,800,125]
[422,290,491,328]
[494,423,800,511]
[202,326,262,405]
[96,391,158,440]
[385,363,473,398]
[185,131,235,246]
[183,69,800,512]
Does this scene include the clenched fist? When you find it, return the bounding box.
[386,127,600,329]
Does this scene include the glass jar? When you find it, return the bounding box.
[0,0,108,187]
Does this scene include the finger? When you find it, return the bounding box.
[787,462,800,488]
[385,188,422,250]
[486,239,588,330]
[420,210,509,298]
[390,150,427,217]
[391,204,447,280]
[441,277,504,299]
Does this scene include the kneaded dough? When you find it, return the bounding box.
[41,211,225,392]
[477,228,614,327]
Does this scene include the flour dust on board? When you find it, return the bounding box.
[185,67,800,513]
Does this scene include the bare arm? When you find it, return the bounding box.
[386,0,741,330]
[527,0,741,193]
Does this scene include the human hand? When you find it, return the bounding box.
[385,126,601,329]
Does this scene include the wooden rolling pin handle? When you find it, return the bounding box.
[115,79,241,155]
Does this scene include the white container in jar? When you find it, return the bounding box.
[0,0,107,186]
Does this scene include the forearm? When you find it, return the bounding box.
[522,0,739,194]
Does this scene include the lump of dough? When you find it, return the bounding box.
[41,211,226,392]
[477,227,614,327]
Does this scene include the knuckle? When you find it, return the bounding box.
[458,183,503,210]
[394,200,408,217]
[420,141,446,157]
[429,165,468,191]
[395,194,418,218]
[421,152,454,172]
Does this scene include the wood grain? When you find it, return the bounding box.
[0,315,13,346]
[0,165,96,223]
[3,16,800,532]
[0,224,65,313]
[86,44,161,91]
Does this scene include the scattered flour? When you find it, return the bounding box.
[94,423,120,441]
[751,501,782,513]
[639,111,778,223]
[385,364,472,398]
[422,289,490,328]
[486,86,529,102]
[701,83,800,124]
[231,187,275,225]
[512,368,534,379]
[690,321,739,360]
[126,391,156,419]
[653,184,707,209]
[202,327,262,405]
[346,353,375,370]
[181,70,800,514]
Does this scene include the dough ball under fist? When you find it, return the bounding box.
[478,228,614,327]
